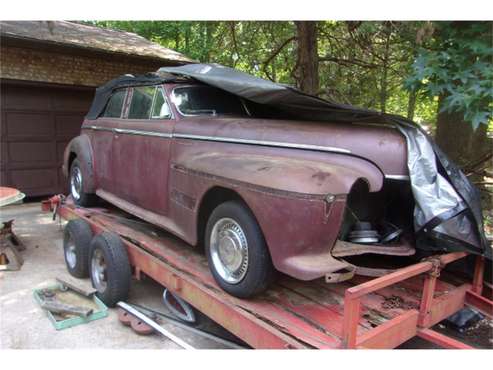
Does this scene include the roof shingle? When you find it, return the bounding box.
[0,21,194,64]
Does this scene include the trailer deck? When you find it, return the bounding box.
[43,196,493,349]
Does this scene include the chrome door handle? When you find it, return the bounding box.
[114,127,122,139]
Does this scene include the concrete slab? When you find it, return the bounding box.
[0,202,233,349]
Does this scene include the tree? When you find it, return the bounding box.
[406,21,493,169]
[294,21,319,95]
[92,20,490,152]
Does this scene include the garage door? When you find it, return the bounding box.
[0,81,94,196]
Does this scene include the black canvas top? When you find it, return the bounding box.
[85,72,181,120]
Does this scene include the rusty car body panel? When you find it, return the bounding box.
[64,80,412,281]
[62,134,95,194]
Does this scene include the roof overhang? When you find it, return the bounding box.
[0,33,191,66]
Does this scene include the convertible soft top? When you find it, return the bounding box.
[87,63,490,259]
[85,72,183,120]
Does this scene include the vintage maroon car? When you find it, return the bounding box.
[63,65,484,298]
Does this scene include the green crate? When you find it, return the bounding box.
[33,283,108,330]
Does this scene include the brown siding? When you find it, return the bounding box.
[1,46,162,87]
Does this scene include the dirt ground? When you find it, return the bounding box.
[1,201,491,349]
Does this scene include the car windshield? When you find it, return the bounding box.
[171,85,247,117]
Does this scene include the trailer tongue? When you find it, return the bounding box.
[43,195,492,349]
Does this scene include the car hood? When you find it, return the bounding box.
[174,117,408,178]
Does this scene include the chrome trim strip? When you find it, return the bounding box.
[114,128,173,138]
[174,134,351,154]
[86,125,114,132]
[84,125,351,154]
[85,126,172,138]
[385,174,410,180]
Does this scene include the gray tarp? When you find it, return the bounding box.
[158,63,489,259]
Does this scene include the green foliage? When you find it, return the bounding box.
[93,21,297,82]
[90,21,491,132]
[406,22,493,130]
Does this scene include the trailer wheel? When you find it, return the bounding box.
[69,158,96,207]
[89,232,131,307]
[205,200,275,298]
[63,219,93,278]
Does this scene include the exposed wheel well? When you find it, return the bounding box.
[339,176,414,241]
[196,187,244,248]
[68,152,77,172]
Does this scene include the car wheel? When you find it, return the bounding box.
[63,219,93,278]
[205,200,275,298]
[89,232,131,307]
[69,158,96,207]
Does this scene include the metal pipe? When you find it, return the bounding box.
[117,301,195,350]
[128,303,246,349]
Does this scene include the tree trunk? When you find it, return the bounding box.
[184,24,191,54]
[407,89,416,121]
[204,22,214,63]
[435,97,489,181]
[379,23,392,113]
[295,21,319,95]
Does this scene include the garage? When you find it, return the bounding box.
[0,20,192,196]
[1,82,94,196]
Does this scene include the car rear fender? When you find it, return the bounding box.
[62,134,95,193]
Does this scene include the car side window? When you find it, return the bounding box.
[128,86,155,119]
[151,87,172,119]
[102,89,127,118]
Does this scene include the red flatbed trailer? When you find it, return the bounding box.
[43,195,492,349]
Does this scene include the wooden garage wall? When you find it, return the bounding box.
[0,80,94,196]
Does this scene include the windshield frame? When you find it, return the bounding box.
[170,84,248,118]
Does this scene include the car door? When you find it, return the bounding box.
[111,85,174,216]
[89,87,128,193]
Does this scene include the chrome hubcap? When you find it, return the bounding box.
[91,249,107,292]
[210,218,249,284]
[70,166,82,201]
[65,234,77,269]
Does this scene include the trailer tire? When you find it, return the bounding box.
[63,219,93,278]
[89,232,131,307]
[205,200,275,298]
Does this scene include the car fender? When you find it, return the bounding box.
[63,134,96,193]
[170,146,384,279]
[174,150,383,197]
